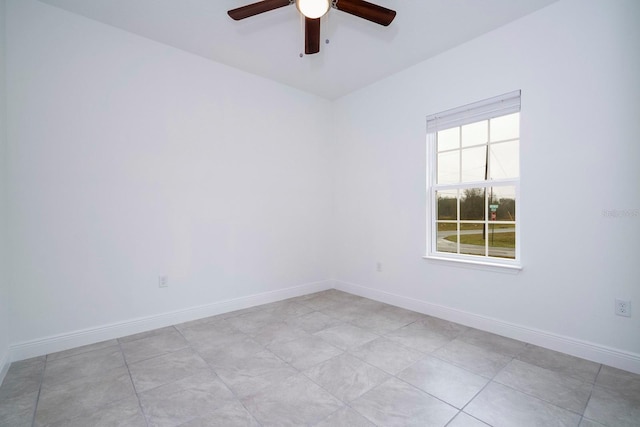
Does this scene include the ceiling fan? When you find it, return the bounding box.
[227,0,396,55]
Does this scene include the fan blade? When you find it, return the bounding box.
[228,0,292,20]
[334,0,396,26]
[305,17,321,54]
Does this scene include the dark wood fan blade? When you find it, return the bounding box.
[228,0,292,20]
[334,0,396,26]
[305,17,321,54]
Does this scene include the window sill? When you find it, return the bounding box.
[423,255,522,274]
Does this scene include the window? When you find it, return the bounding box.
[426,91,521,268]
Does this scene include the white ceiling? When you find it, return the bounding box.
[38,0,559,100]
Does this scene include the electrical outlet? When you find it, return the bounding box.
[376,262,382,272]
[615,299,631,317]
[159,275,168,288]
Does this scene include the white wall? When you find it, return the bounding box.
[6,0,332,353]
[0,0,10,380]
[332,0,640,371]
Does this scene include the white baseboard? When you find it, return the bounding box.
[10,278,639,375]
[9,279,333,362]
[0,349,9,386]
[334,280,640,375]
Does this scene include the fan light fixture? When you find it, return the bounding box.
[296,0,330,19]
[227,0,396,55]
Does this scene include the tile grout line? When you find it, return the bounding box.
[303,296,483,425]
[29,355,47,427]
[456,360,509,426]
[427,340,508,380]
[179,316,267,427]
[254,305,360,426]
[250,299,385,426]
[492,356,602,417]
[299,352,385,427]
[485,378,590,419]
[158,301,438,422]
[117,338,150,427]
[579,363,603,425]
[269,301,382,425]
[333,312,466,416]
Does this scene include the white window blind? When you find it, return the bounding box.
[426,90,521,133]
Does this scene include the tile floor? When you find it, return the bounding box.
[1,289,639,426]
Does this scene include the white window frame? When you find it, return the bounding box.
[424,91,522,270]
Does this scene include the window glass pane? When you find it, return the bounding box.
[437,127,459,152]
[437,151,459,184]
[458,222,486,257]
[436,223,457,254]
[460,188,485,221]
[490,113,519,142]
[460,222,484,231]
[436,190,457,220]
[488,226,516,259]
[461,120,488,147]
[488,186,516,221]
[461,146,487,183]
[490,140,519,180]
